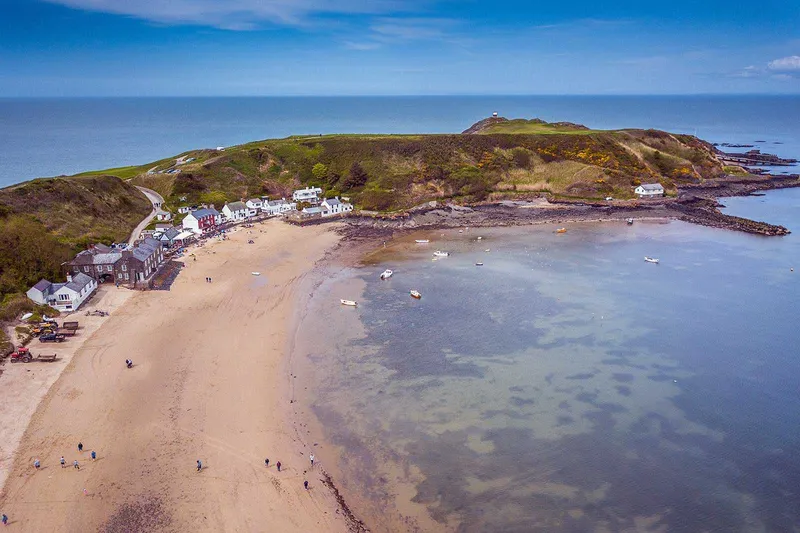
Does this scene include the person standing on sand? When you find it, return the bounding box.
[34,459,40,469]
[197,460,202,472]
[60,456,66,468]
[309,454,315,467]
[304,480,309,490]
[73,460,80,469]
[264,458,269,467]
[276,461,281,472]
[78,442,83,452]
[2,513,7,525]
[91,451,96,460]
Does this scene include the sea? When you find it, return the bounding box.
[0,95,799,187]
[297,188,800,532]
[2,96,799,531]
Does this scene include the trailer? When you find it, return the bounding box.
[61,321,79,331]
[9,348,58,363]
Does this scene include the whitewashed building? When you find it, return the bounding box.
[320,197,353,217]
[27,273,97,312]
[222,201,249,222]
[246,198,263,210]
[263,199,296,216]
[635,183,665,198]
[292,187,323,204]
[177,206,191,214]
[156,211,172,221]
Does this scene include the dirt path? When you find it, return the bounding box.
[128,186,165,245]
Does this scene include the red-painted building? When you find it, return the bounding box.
[182,208,220,234]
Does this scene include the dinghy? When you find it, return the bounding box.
[644,257,659,264]
[380,269,393,280]
[410,290,422,299]
[415,239,430,244]
[340,299,358,306]
[433,251,450,258]
[251,272,261,276]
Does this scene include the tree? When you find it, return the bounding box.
[343,162,369,189]
[312,163,329,181]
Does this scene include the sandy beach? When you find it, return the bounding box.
[0,220,353,532]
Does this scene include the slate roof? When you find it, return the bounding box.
[324,198,342,206]
[226,201,247,212]
[33,279,52,292]
[65,272,94,292]
[190,208,219,219]
[92,252,123,265]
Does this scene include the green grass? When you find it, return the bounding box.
[74,165,147,179]
[475,119,604,135]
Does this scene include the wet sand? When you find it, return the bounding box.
[0,220,355,532]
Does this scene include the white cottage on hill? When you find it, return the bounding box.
[222,201,249,222]
[320,197,353,216]
[635,183,665,198]
[27,273,97,312]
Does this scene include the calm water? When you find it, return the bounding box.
[1,95,799,187]
[299,188,800,532]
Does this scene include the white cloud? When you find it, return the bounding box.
[370,17,457,42]
[44,0,407,29]
[768,55,800,71]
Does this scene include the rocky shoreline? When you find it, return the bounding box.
[338,175,799,238]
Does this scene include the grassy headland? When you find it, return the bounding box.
[127,117,723,214]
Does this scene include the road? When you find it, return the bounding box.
[128,186,166,245]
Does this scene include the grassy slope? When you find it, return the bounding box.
[0,175,151,308]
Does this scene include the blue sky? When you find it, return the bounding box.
[1,0,798,96]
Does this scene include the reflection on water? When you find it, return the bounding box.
[300,189,800,532]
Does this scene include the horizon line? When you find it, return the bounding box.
[1,93,799,99]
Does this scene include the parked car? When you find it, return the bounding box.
[39,333,66,343]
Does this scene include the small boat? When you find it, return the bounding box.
[433,251,450,258]
[475,262,484,266]
[644,257,659,264]
[340,299,358,306]
[626,218,634,225]
[556,228,567,234]
[477,236,482,240]
[380,269,393,280]
[251,272,261,276]
[410,290,422,299]
[485,249,490,252]
[415,239,430,244]
[20,312,33,321]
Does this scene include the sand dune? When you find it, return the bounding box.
[0,220,353,532]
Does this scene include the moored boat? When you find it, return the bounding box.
[433,251,450,258]
[415,239,430,244]
[380,269,393,280]
[475,262,484,266]
[340,299,358,306]
[627,218,634,225]
[410,290,422,299]
[644,257,659,264]
[556,228,567,234]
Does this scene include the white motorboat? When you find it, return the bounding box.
[475,262,484,266]
[410,290,422,299]
[251,272,261,276]
[433,251,450,258]
[415,239,430,244]
[380,269,393,280]
[644,257,659,264]
[340,299,358,306]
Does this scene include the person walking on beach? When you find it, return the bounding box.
[60,456,66,468]
[309,454,315,467]
[91,451,96,460]
[197,460,202,472]
[2,513,8,525]
[73,460,80,469]
[276,461,281,472]
[34,459,40,469]
[264,458,269,468]
[304,480,309,490]
[78,442,83,452]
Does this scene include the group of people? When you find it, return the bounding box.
[47,442,97,472]
[258,453,315,490]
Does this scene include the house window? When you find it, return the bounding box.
[117,273,122,279]
[84,266,90,273]
[96,265,102,271]
[124,273,129,280]
[122,264,127,272]
[59,294,69,301]
[107,265,112,271]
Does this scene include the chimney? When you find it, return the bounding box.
[66,274,73,283]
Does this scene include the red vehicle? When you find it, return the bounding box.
[9,347,58,363]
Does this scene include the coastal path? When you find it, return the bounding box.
[128,186,166,245]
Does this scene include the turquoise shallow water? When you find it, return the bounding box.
[300,188,800,532]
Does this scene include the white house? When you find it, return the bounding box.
[246,198,263,210]
[177,206,191,214]
[156,211,172,221]
[292,187,323,204]
[320,197,353,217]
[263,199,296,216]
[222,201,249,222]
[27,273,97,312]
[635,183,665,198]
[182,208,219,234]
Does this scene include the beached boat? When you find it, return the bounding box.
[644,257,659,264]
[410,290,422,299]
[415,239,430,244]
[627,218,634,225]
[380,269,393,280]
[556,228,567,234]
[251,272,261,276]
[340,299,358,306]
[433,251,450,258]
[475,262,484,266]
